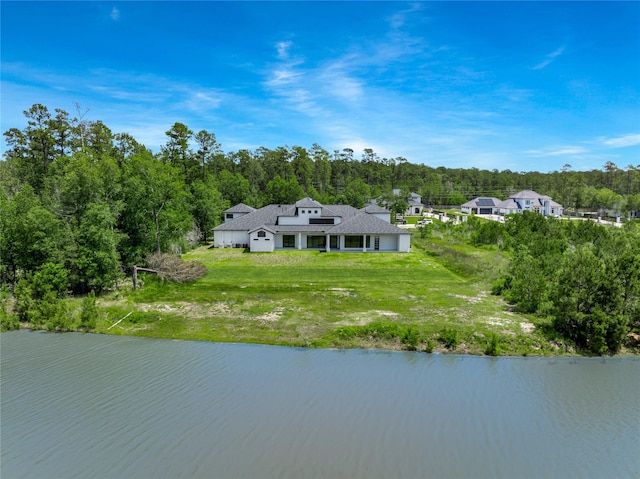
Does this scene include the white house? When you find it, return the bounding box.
[461,190,563,216]
[460,197,502,215]
[214,198,412,253]
[392,189,425,216]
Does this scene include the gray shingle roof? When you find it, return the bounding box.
[214,201,408,235]
[509,190,550,200]
[224,203,256,213]
[361,204,390,213]
[327,213,411,235]
[215,204,286,231]
[496,199,518,209]
[295,197,324,208]
[461,197,500,208]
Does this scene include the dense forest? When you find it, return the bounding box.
[1,104,639,353]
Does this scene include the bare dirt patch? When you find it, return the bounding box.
[254,307,285,322]
[123,301,232,319]
[449,292,487,304]
[520,322,535,333]
[334,310,400,326]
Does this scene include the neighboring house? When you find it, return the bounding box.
[369,190,425,216]
[214,198,412,253]
[392,189,425,216]
[461,190,563,216]
[509,190,563,216]
[461,197,502,215]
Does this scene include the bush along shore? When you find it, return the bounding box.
[3,216,638,357]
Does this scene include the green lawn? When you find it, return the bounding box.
[96,241,559,355]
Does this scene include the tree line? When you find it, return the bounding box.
[1,104,639,342]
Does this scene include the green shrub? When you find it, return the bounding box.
[36,294,72,332]
[485,333,500,356]
[424,338,434,353]
[0,301,20,331]
[491,275,512,295]
[439,327,459,349]
[336,326,356,339]
[79,291,98,331]
[401,327,420,351]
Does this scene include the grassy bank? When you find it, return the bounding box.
[88,238,568,356]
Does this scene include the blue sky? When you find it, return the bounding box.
[2,1,639,172]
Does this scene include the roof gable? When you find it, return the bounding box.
[295,197,324,208]
[362,204,390,214]
[224,203,256,213]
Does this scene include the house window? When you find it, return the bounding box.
[344,236,370,248]
[415,207,420,214]
[309,218,334,225]
[314,210,318,214]
[257,231,266,238]
[283,235,295,248]
[307,236,326,248]
[226,213,233,219]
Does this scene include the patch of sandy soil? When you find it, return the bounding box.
[520,322,535,333]
[485,317,511,326]
[334,310,399,326]
[108,301,232,319]
[328,288,356,297]
[254,307,285,322]
[449,292,487,304]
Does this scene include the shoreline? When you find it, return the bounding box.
[11,322,640,358]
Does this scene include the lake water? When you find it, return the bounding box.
[1,331,639,479]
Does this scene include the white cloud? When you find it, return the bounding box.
[525,146,588,157]
[267,68,303,87]
[388,3,422,30]
[531,45,565,70]
[600,133,640,148]
[318,62,363,103]
[276,41,292,60]
[110,7,120,21]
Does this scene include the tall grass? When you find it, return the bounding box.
[94,244,557,355]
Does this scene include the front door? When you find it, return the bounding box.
[330,235,339,249]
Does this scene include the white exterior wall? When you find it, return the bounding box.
[279,213,340,226]
[397,235,411,252]
[376,235,397,251]
[249,230,275,252]
[279,215,310,226]
[214,231,249,248]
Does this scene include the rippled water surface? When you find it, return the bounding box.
[2,331,639,479]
